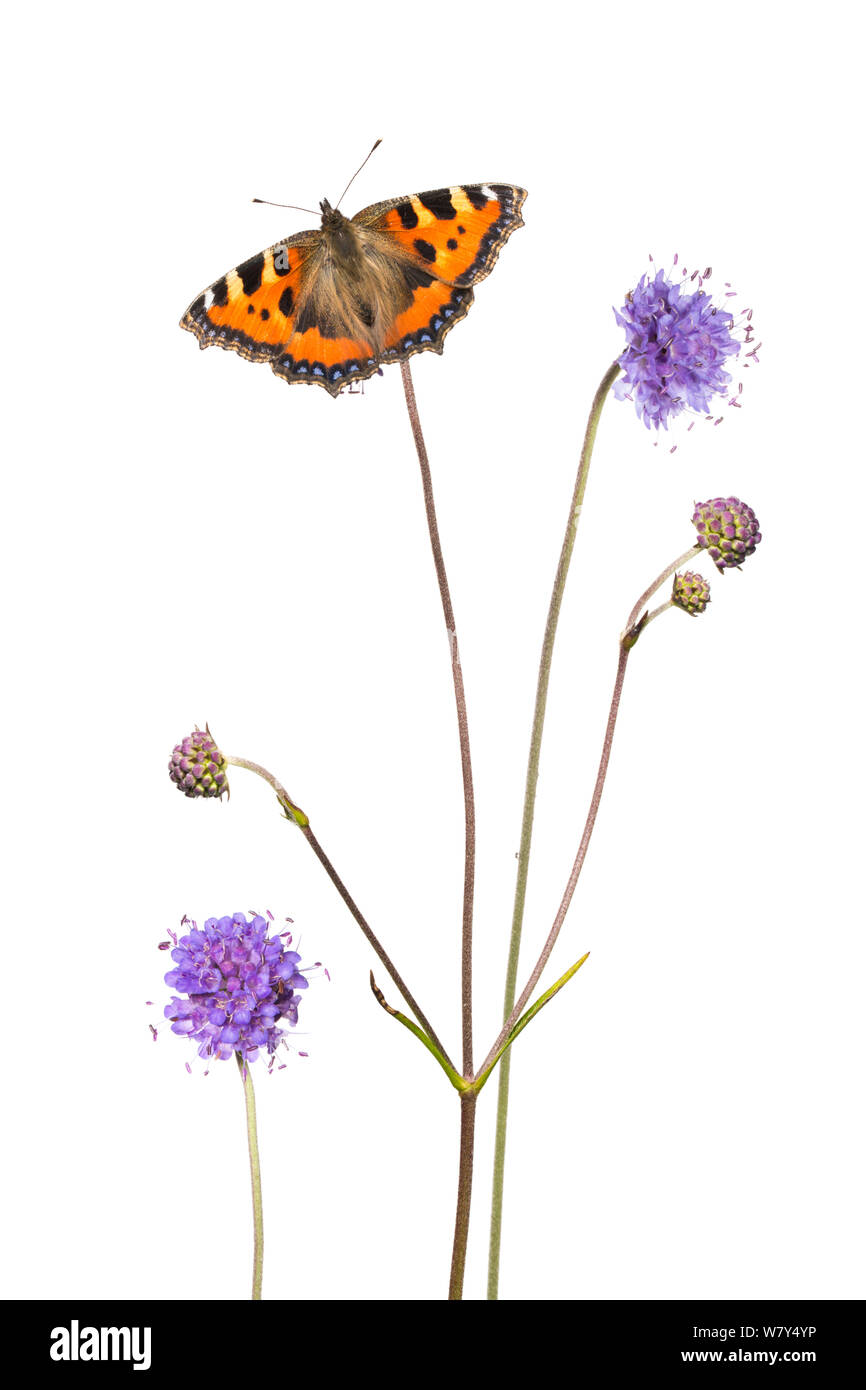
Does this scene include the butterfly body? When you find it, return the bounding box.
[181,183,526,396]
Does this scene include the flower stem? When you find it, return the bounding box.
[400,360,476,1078]
[448,1092,478,1300]
[223,753,451,1065]
[481,640,631,1080]
[301,822,451,1063]
[485,542,705,1058]
[643,598,674,628]
[622,544,700,641]
[400,361,478,1301]
[487,359,620,1300]
[236,1052,263,1301]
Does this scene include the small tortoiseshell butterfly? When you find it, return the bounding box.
[180,183,526,396]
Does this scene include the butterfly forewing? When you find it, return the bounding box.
[180,232,317,363]
[357,184,526,287]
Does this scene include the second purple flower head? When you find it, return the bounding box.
[163,913,311,1064]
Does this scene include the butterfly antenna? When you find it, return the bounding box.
[252,198,319,214]
[334,138,382,211]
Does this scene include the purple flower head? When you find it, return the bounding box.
[613,262,752,431]
[169,726,229,800]
[692,497,762,572]
[163,913,311,1064]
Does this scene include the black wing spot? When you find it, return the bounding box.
[237,253,265,297]
[418,189,457,220]
[447,238,458,251]
[465,188,488,211]
[211,277,229,308]
[278,286,295,317]
[260,308,270,320]
[397,202,419,229]
[413,239,437,264]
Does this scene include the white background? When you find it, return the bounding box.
[3,0,863,1303]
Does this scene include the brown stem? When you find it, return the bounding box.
[478,541,702,1077]
[478,642,631,1077]
[301,824,451,1064]
[224,753,451,1067]
[623,544,700,639]
[400,360,476,1078]
[448,1091,478,1300]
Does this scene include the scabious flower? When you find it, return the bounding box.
[672,571,711,615]
[692,497,762,572]
[613,265,743,430]
[169,726,228,799]
[163,913,309,1063]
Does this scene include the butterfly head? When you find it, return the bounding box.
[319,198,342,226]
[319,198,362,267]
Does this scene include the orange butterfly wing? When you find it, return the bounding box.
[180,233,316,362]
[357,183,526,288]
[359,184,526,365]
[180,183,526,395]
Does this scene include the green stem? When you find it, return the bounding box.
[237,1052,263,1300]
[487,359,619,1300]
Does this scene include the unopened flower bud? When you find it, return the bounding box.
[692,497,761,571]
[168,727,229,799]
[672,571,711,615]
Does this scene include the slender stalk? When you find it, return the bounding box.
[223,753,451,1065]
[400,361,478,1302]
[482,544,701,1079]
[487,359,620,1299]
[300,822,451,1063]
[644,598,674,628]
[622,545,700,639]
[480,642,630,1079]
[236,1052,263,1300]
[448,1092,478,1300]
[400,360,476,1078]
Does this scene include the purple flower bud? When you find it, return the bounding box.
[162,912,314,1064]
[613,266,744,430]
[692,497,762,572]
[672,571,711,616]
[168,726,228,799]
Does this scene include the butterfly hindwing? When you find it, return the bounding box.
[378,276,475,362]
